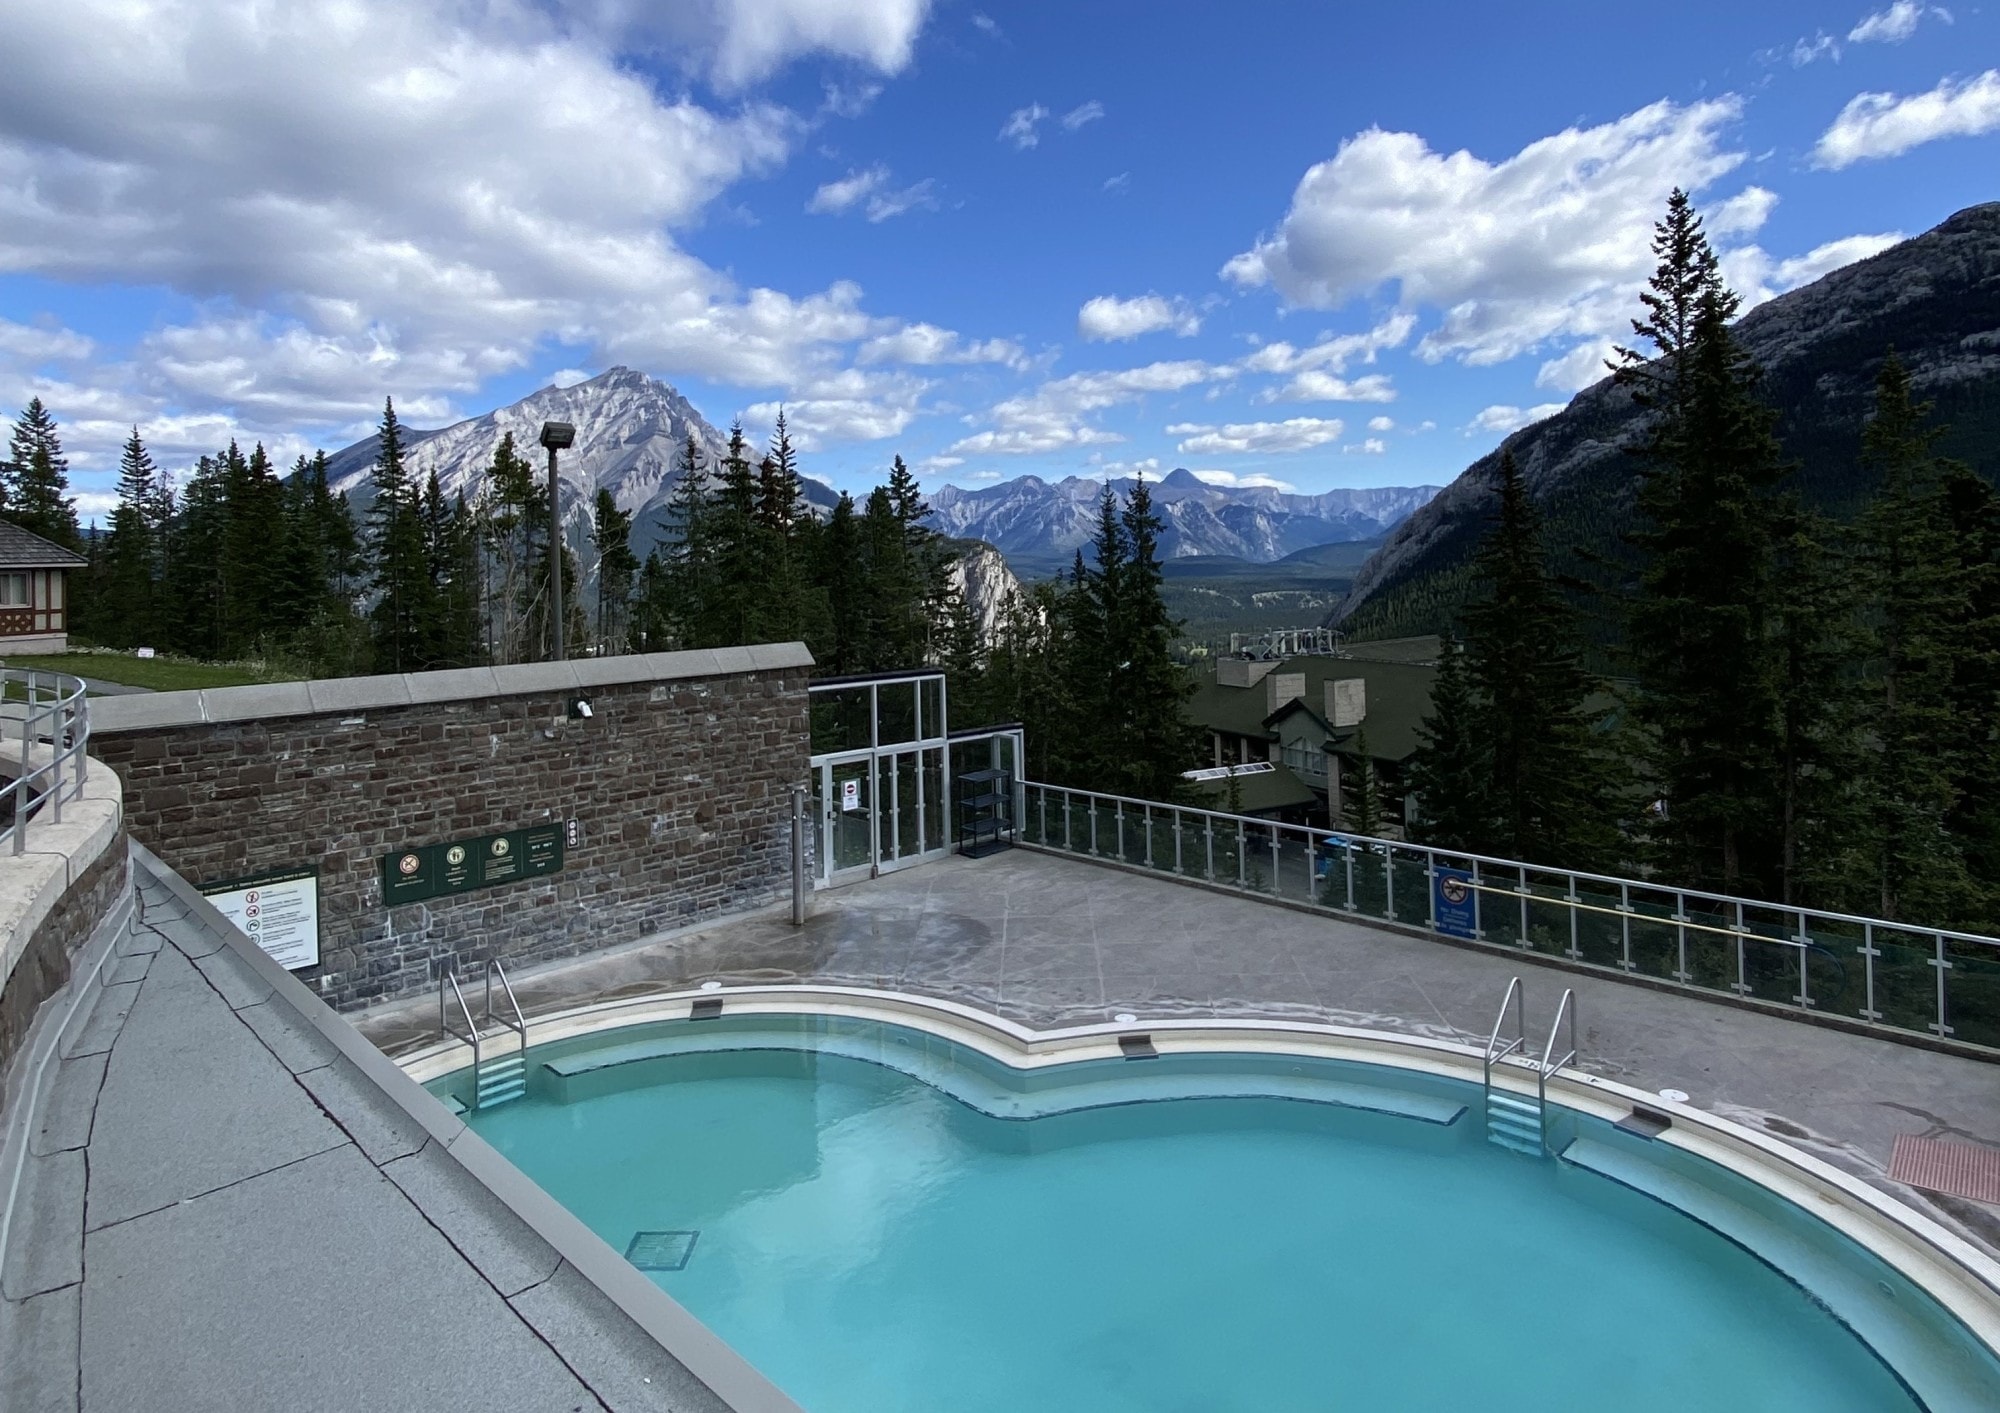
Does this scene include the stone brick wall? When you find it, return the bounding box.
[91,660,810,1010]
[0,831,128,1089]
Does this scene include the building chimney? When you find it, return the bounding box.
[1218,658,1280,689]
[1328,678,1366,727]
[1267,672,1306,713]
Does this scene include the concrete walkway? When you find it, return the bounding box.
[358,847,2000,1254]
[1,858,777,1413]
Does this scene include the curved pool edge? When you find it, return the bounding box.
[400,981,2000,1362]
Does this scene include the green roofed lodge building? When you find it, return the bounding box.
[1183,635,1439,833]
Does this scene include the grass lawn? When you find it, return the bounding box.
[0,651,285,692]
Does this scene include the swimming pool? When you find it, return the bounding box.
[436,1007,2000,1413]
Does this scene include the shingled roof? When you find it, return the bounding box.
[0,517,87,568]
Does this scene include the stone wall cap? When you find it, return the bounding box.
[201,681,315,724]
[90,689,208,732]
[403,666,504,705]
[89,643,815,732]
[305,673,416,716]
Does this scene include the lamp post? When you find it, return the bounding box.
[539,420,575,661]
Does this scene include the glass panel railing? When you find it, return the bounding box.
[1016,780,1998,1052]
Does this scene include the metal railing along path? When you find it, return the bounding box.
[0,667,90,856]
[1020,780,2000,1053]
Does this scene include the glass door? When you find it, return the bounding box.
[820,754,876,884]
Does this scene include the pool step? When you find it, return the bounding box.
[475,1050,526,1109]
[1485,1090,1546,1155]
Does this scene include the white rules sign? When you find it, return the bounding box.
[200,867,321,971]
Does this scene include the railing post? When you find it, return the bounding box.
[1673,891,1691,983]
[1860,922,1881,1022]
[1116,802,1125,861]
[1383,844,1395,920]
[1143,803,1153,868]
[1038,789,1047,846]
[1470,856,1482,938]
[1344,840,1354,911]
[1089,797,1098,855]
[1565,874,1581,961]
[1518,874,1530,950]
[1268,829,1280,894]
[790,785,807,925]
[1204,815,1214,882]
[1172,808,1183,874]
[1236,819,1246,888]
[1731,900,1750,996]
[1792,910,1812,1008]
[1931,932,1953,1037]
[1617,882,1633,971]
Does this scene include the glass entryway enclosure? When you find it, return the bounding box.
[808,672,1022,886]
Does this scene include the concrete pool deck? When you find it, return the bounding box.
[358,846,2000,1256]
[0,853,797,1413]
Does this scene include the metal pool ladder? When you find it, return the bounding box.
[439,959,530,1109]
[1481,977,1580,1157]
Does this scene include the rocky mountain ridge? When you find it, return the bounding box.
[930,468,1439,566]
[1335,201,2000,631]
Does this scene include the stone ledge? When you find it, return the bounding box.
[0,747,124,999]
[92,642,815,735]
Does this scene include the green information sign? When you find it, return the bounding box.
[380,823,565,907]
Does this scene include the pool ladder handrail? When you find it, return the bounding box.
[1481,978,1581,1157]
[438,960,530,1109]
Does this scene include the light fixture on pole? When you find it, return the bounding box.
[539,421,575,661]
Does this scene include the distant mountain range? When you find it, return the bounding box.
[319,371,1439,578]
[1335,201,2000,636]
[930,469,1439,572]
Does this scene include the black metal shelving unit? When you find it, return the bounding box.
[956,766,1015,859]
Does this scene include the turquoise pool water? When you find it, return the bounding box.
[446,1016,2000,1413]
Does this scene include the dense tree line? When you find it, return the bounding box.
[18,394,1202,804]
[1407,190,2000,931]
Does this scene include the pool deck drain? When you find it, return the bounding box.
[1890,1136,2000,1206]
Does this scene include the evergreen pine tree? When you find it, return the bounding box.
[1343,726,1384,838]
[591,488,637,653]
[6,398,81,547]
[820,492,866,673]
[1853,354,1977,922]
[1461,452,1622,869]
[366,399,432,670]
[1619,203,1787,894]
[1940,467,2000,905]
[96,428,160,646]
[1768,501,1867,908]
[1113,475,1201,800]
[655,432,713,649]
[1406,637,1492,852]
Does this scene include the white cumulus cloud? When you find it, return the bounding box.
[1849,3,1949,44]
[999,103,1049,149]
[1724,231,1906,308]
[857,323,1026,369]
[1466,403,1566,436]
[1813,70,2000,167]
[1062,101,1106,131]
[1168,418,1345,455]
[947,360,1222,457]
[1221,99,1756,369]
[1367,415,1395,432]
[1077,294,1201,341]
[1258,371,1396,404]
[1190,469,1296,491]
[807,166,937,221]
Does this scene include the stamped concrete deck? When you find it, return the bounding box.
[359,846,2000,1255]
[0,856,782,1413]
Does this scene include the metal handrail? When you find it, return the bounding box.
[485,958,527,1039]
[1021,777,2000,1047]
[1482,976,1525,1091]
[440,971,482,1076]
[1537,988,1578,1151]
[0,666,90,856]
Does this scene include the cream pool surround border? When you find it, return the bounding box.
[402,981,2000,1358]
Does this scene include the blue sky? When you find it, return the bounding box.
[2,1,1996,520]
